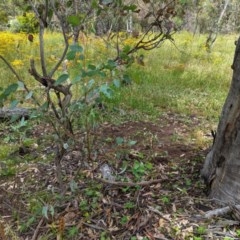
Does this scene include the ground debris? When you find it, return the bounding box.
[1,112,238,239]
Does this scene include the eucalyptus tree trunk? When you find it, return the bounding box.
[201,37,240,204]
[205,0,230,51]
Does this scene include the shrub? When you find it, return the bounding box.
[9,12,38,33]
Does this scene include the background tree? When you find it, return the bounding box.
[205,0,230,51]
[0,0,21,29]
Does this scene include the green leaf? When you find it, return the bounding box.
[70,44,83,52]
[25,91,33,100]
[67,15,81,26]
[19,117,27,127]
[99,71,106,78]
[86,70,99,77]
[113,79,120,88]
[102,0,113,4]
[99,83,113,99]
[42,206,48,219]
[105,59,117,70]
[85,79,95,91]
[88,64,96,70]
[54,74,69,86]
[128,140,137,146]
[63,143,69,149]
[81,70,87,78]
[3,83,18,96]
[122,74,132,85]
[67,50,76,60]
[0,83,18,103]
[67,45,83,60]
[71,75,82,84]
[49,205,54,217]
[10,100,19,109]
[10,115,20,123]
[18,81,24,89]
[116,137,124,145]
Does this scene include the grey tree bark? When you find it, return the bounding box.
[205,0,230,51]
[201,36,240,204]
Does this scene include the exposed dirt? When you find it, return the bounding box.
[0,112,239,239]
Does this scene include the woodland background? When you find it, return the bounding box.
[0,1,239,240]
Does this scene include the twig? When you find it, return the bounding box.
[202,203,240,219]
[148,206,171,223]
[0,55,21,81]
[0,55,40,106]
[0,187,25,195]
[29,59,72,95]
[82,222,106,231]
[95,177,162,187]
[49,0,69,78]
[204,205,237,219]
[29,0,47,76]
[31,218,44,240]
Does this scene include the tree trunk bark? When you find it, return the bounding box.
[205,0,230,51]
[201,36,240,204]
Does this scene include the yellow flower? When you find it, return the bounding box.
[11,59,24,68]
[0,31,26,55]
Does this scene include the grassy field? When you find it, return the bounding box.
[0,31,236,123]
[114,32,235,121]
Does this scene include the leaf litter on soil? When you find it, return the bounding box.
[0,112,239,239]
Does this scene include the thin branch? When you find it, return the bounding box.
[203,205,240,219]
[82,222,106,231]
[0,55,40,106]
[31,218,44,240]
[29,0,47,76]
[0,55,21,81]
[148,206,171,222]
[48,0,69,78]
[46,88,60,120]
[95,177,162,187]
[29,59,71,96]
[39,24,47,76]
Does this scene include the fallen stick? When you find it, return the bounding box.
[31,218,44,240]
[148,206,171,222]
[95,177,162,187]
[0,107,30,119]
[204,205,240,219]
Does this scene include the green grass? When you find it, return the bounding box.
[109,32,236,122]
[0,31,237,123]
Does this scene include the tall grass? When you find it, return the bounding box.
[111,32,236,122]
[0,31,237,123]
